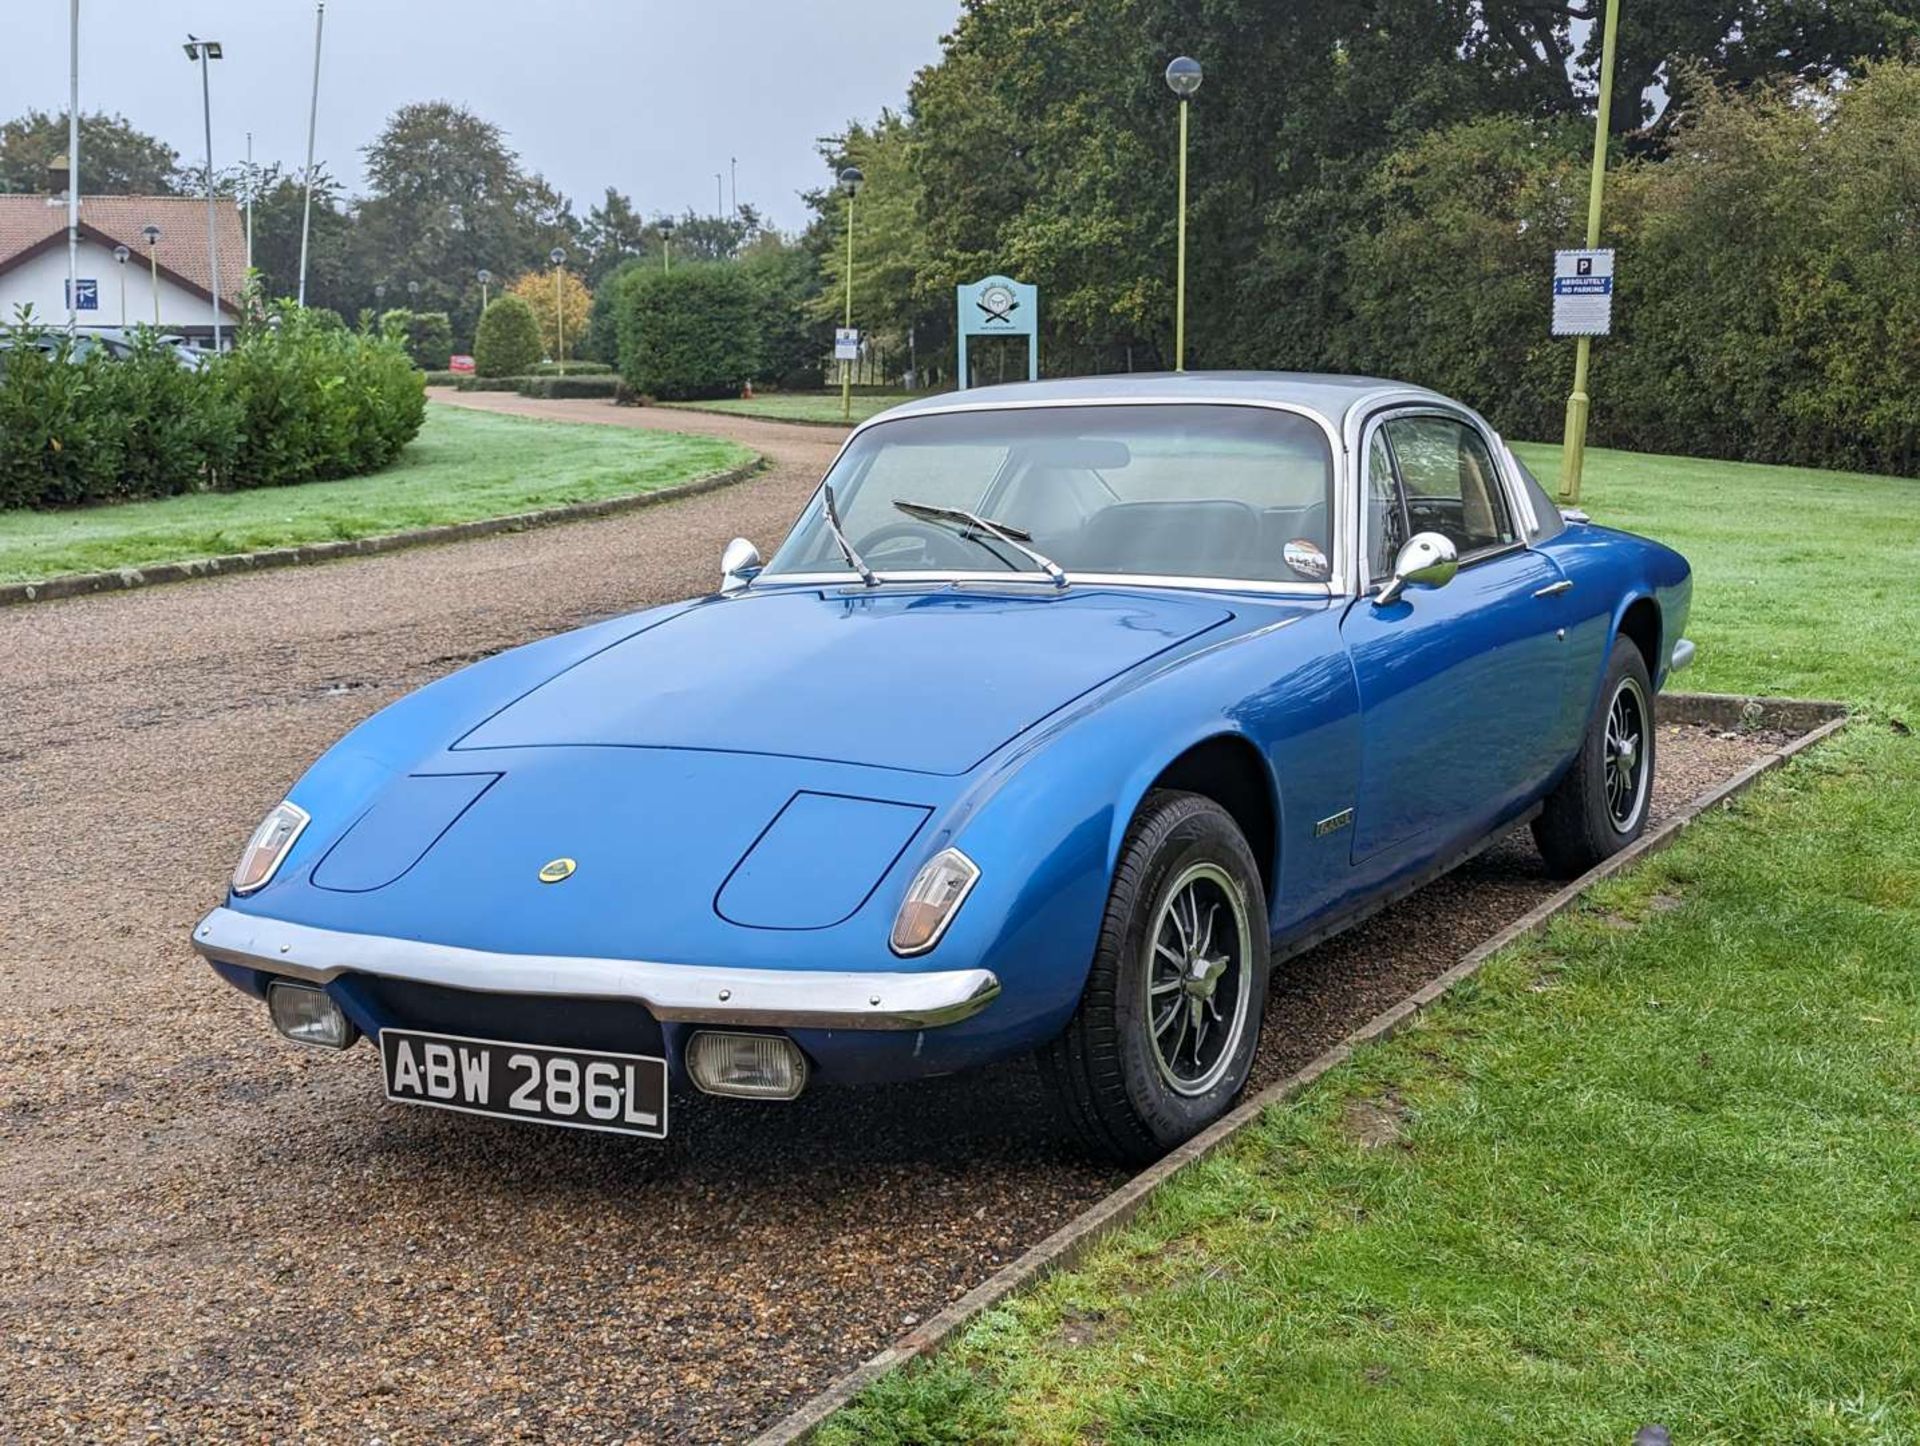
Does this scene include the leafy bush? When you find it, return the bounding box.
[740,243,828,391]
[531,359,612,376]
[379,308,455,370]
[215,308,425,486]
[617,264,759,400]
[454,375,526,392]
[421,369,464,387]
[474,295,543,378]
[586,257,645,364]
[0,306,424,510]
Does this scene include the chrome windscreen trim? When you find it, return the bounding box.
[191,907,1001,1031]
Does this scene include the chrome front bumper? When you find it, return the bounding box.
[1670,637,1696,673]
[191,907,1001,1031]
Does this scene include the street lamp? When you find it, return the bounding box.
[113,244,130,327]
[1164,55,1202,373]
[407,280,421,306]
[184,35,224,350]
[838,165,864,422]
[477,268,492,311]
[549,246,567,365]
[658,217,674,274]
[141,224,161,326]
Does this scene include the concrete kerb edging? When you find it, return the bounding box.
[0,457,769,609]
[750,692,1851,1446]
[647,401,856,431]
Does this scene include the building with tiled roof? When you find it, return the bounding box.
[0,194,246,345]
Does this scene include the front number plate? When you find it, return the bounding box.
[379,1029,668,1138]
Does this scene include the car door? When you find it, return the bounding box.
[1339,410,1572,862]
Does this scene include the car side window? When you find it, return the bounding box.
[1381,416,1515,559]
[1365,428,1406,580]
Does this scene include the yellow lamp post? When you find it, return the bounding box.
[1164,56,1203,372]
[1558,0,1623,503]
[660,217,674,274]
[838,165,864,422]
[549,246,567,366]
[477,268,491,312]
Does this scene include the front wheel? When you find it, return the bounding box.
[1533,637,1656,877]
[1039,791,1269,1164]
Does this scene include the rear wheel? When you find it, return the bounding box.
[1039,791,1269,1164]
[1533,637,1656,877]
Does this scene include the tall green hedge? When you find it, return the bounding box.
[474,295,543,378]
[1322,65,1920,475]
[616,265,759,401]
[0,308,424,510]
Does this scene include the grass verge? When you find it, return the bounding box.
[0,404,754,585]
[819,442,1920,1445]
[665,392,930,426]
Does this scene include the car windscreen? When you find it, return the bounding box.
[762,403,1336,585]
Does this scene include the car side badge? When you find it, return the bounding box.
[538,857,577,884]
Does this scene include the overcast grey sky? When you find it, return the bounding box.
[3,1,961,231]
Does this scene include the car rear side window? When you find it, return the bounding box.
[1382,416,1515,559]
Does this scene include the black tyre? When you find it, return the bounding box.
[1039,790,1270,1165]
[1533,637,1656,878]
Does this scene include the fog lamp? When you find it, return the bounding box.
[267,980,358,1050]
[890,847,980,956]
[686,1031,808,1100]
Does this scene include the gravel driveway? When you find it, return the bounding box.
[1,393,1780,1442]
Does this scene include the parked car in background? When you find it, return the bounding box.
[0,326,206,373]
[194,373,1693,1162]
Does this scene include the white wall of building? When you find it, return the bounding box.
[1,237,236,338]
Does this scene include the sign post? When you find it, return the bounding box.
[956,275,1038,389]
[1556,0,1623,504]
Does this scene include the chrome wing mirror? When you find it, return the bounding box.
[1376,531,1458,605]
[720,536,762,594]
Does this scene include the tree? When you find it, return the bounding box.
[507,267,592,361]
[473,294,543,377]
[0,110,182,194]
[352,102,578,350]
[581,187,648,285]
[806,112,932,349]
[243,164,358,315]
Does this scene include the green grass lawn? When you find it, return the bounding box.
[666,391,931,426]
[821,443,1920,1446]
[0,404,754,585]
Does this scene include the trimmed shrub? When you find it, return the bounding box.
[474,295,543,378]
[378,309,454,371]
[216,309,425,487]
[454,374,527,392]
[421,369,463,388]
[617,264,759,401]
[515,374,622,399]
[586,257,644,365]
[531,359,613,376]
[0,308,423,509]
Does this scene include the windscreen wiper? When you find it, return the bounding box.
[892,499,1069,588]
[822,483,877,587]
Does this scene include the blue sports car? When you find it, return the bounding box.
[195,374,1692,1162]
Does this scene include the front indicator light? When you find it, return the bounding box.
[232,800,310,895]
[890,847,980,956]
[266,981,358,1050]
[686,1032,808,1099]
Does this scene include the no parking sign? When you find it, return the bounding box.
[1552,249,1615,336]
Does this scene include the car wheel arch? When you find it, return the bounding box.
[1616,594,1663,683]
[1114,732,1281,903]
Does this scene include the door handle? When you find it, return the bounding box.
[1533,580,1574,598]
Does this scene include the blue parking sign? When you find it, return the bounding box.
[66,278,99,311]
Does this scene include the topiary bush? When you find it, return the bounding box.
[616,264,759,401]
[474,295,543,378]
[379,308,454,370]
[514,374,622,399]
